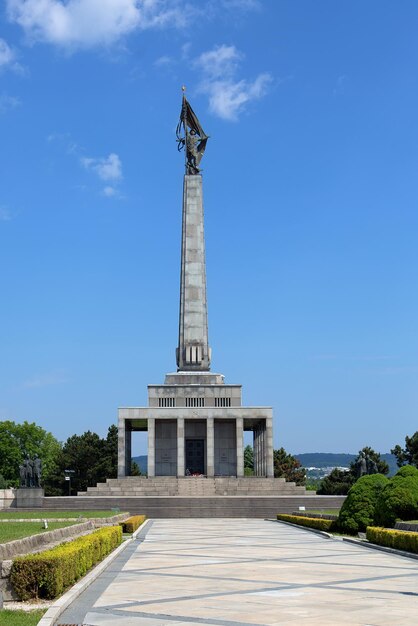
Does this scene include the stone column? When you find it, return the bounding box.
[177,418,185,477]
[236,417,244,477]
[266,417,274,478]
[125,423,132,477]
[118,417,126,478]
[262,423,266,477]
[148,418,155,478]
[206,417,214,477]
[254,425,260,476]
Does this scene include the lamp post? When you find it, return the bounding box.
[64,469,75,496]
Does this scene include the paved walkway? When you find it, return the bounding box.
[58,519,418,626]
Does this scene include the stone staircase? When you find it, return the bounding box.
[77,476,310,498]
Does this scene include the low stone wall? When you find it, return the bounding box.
[0,489,16,509]
[0,520,94,561]
[395,521,418,532]
[0,520,99,601]
[0,512,129,526]
[292,511,339,520]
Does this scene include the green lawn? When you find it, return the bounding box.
[0,510,124,520]
[0,522,78,543]
[0,609,46,625]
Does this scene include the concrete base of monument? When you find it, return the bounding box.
[77,476,310,498]
[30,477,345,520]
[16,487,44,508]
[41,493,345,518]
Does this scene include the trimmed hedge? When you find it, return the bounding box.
[277,514,336,532]
[120,515,146,534]
[374,465,418,528]
[366,526,418,554]
[337,473,389,535]
[10,525,122,600]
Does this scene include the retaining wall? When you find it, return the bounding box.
[42,495,346,518]
[0,489,16,510]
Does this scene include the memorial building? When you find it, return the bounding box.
[117,94,274,480]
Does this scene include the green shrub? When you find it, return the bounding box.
[337,473,389,534]
[374,465,418,528]
[277,514,336,531]
[10,525,122,600]
[366,526,418,554]
[120,515,146,533]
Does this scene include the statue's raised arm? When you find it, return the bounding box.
[176,88,209,175]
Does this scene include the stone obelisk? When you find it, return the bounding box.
[176,91,211,371]
[176,175,211,370]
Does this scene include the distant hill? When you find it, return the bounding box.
[132,452,399,476]
[295,453,398,476]
[132,455,147,473]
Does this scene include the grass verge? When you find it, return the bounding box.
[0,609,46,626]
[0,522,78,543]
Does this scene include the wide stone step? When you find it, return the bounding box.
[43,495,345,518]
[79,477,311,498]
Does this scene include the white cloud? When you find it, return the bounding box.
[81,153,122,181]
[6,0,193,50]
[81,152,123,196]
[195,44,272,121]
[154,54,173,67]
[0,38,15,66]
[103,185,117,197]
[0,93,21,113]
[220,0,260,9]
[0,38,24,73]
[204,74,272,121]
[0,207,12,221]
[196,44,242,79]
[23,371,69,388]
[333,74,348,97]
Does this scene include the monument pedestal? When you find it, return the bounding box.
[16,488,44,508]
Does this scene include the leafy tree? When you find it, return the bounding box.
[244,445,254,470]
[338,473,389,534]
[305,478,321,491]
[350,446,389,476]
[46,424,135,495]
[317,468,355,495]
[0,474,8,489]
[0,420,61,488]
[374,465,418,527]
[273,447,305,485]
[391,431,418,468]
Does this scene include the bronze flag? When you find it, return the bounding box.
[176,95,209,174]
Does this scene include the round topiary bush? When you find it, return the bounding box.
[374,465,418,528]
[337,474,389,535]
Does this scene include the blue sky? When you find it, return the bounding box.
[1,0,417,456]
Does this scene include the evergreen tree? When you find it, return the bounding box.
[317,468,354,495]
[391,431,418,468]
[273,447,306,485]
[244,445,254,470]
[46,425,122,495]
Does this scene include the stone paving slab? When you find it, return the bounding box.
[57,519,418,626]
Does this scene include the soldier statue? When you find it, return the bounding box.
[176,88,209,175]
[33,456,42,488]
